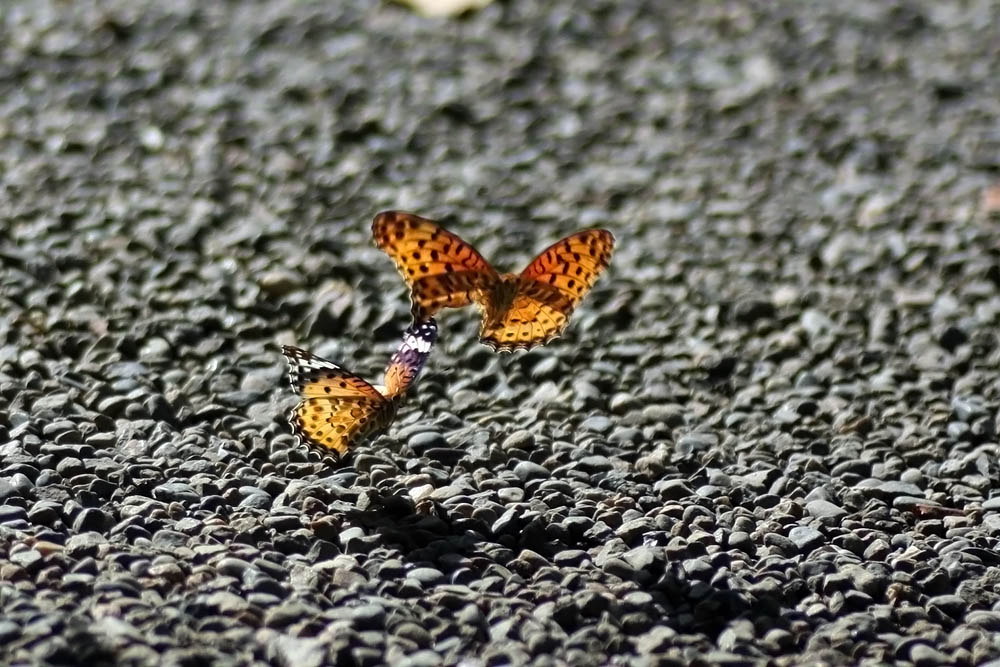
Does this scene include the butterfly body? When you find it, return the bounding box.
[481,274,520,326]
[282,319,438,458]
[372,211,614,352]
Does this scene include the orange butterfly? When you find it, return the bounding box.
[282,320,437,458]
[372,211,615,352]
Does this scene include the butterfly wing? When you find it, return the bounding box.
[479,229,615,352]
[383,318,439,397]
[479,281,577,352]
[282,345,394,458]
[372,211,499,319]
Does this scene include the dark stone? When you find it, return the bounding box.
[152,482,201,504]
[72,508,108,532]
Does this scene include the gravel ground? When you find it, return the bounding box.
[3,1,1000,665]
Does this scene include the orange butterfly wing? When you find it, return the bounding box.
[479,229,615,352]
[282,346,394,458]
[372,211,499,319]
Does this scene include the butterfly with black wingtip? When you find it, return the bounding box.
[282,319,438,458]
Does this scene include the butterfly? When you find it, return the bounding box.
[282,319,438,458]
[372,211,615,352]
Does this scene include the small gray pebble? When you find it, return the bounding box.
[513,461,550,482]
[579,415,613,433]
[406,568,445,586]
[806,499,848,521]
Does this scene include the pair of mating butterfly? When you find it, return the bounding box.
[282,211,616,457]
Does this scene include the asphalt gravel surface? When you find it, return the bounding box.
[2,1,1000,666]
